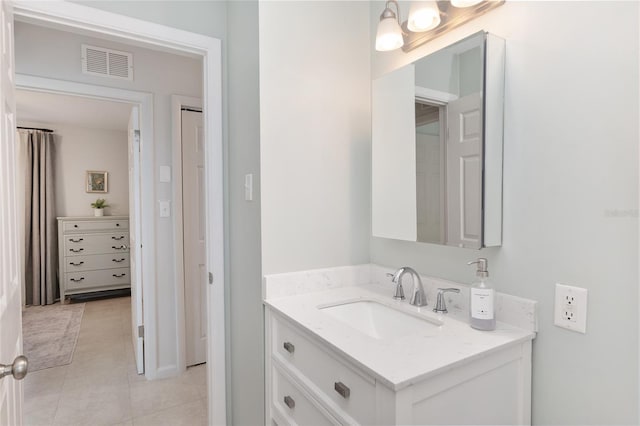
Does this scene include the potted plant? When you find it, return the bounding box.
[91,198,108,217]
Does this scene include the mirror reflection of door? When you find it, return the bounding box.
[415,100,446,245]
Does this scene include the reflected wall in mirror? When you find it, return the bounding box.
[372,31,505,249]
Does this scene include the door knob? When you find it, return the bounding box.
[0,355,28,380]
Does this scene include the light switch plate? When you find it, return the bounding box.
[244,173,253,201]
[159,166,171,183]
[159,200,171,218]
[554,283,588,333]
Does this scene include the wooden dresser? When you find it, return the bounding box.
[57,216,131,300]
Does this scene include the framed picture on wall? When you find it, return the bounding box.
[86,171,108,193]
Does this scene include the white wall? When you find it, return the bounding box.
[14,21,202,376]
[19,121,129,217]
[259,1,372,275]
[371,1,638,424]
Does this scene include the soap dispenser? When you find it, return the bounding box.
[467,258,496,331]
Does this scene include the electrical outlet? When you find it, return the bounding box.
[554,283,588,333]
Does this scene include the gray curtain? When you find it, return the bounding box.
[22,130,57,305]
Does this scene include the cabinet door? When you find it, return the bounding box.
[372,65,417,241]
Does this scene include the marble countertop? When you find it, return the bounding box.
[265,283,536,391]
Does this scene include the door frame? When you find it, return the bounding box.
[171,95,203,372]
[16,74,153,375]
[12,2,226,424]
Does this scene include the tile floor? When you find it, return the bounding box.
[23,296,208,426]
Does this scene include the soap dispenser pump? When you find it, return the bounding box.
[467,258,496,331]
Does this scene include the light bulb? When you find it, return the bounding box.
[407,1,441,32]
[451,0,483,8]
[375,15,404,51]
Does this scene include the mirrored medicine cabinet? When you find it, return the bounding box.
[372,31,505,250]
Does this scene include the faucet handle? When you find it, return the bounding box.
[433,288,461,314]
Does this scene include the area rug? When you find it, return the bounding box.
[22,303,85,372]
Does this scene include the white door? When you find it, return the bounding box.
[446,93,483,249]
[182,109,207,366]
[0,1,27,423]
[128,106,144,374]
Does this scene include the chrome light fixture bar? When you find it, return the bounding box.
[375,0,505,53]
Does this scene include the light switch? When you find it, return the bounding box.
[159,200,171,218]
[159,166,171,183]
[244,174,253,201]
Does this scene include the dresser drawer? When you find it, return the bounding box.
[63,219,128,232]
[64,253,130,272]
[272,364,339,426]
[65,268,130,290]
[272,315,376,425]
[63,233,129,256]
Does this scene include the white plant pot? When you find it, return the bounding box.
[94,208,104,217]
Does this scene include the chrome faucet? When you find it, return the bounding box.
[389,267,427,307]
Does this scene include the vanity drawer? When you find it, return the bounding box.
[65,268,130,290]
[64,233,129,256]
[272,364,339,426]
[272,316,376,425]
[64,253,130,272]
[63,219,128,232]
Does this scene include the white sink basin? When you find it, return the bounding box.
[319,300,442,340]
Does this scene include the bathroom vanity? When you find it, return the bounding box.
[264,265,536,425]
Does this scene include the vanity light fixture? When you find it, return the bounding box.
[376,0,505,53]
[407,1,441,32]
[375,0,405,51]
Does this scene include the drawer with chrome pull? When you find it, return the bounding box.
[64,233,129,256]
[272,364,338,426]
[64,253,130,272]
[63,219,128,232]
[272,314,376,425]
[65,268,130,290]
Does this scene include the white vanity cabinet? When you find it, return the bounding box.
[57,216,131,300]
[265,307,533,426]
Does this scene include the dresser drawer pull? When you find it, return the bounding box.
[70,277,84,282]
[73,224,78,228]
[334,382,350,399]
[116,223,120,227]
[69,261,84,266]
[283,342,295,354]
[70,248,84,253]
[113,273,127,278]
[112,245,128,250]
[111,236,125,241]
[69,238,83,243]
[283,396,295,409]
[112,258,126,263]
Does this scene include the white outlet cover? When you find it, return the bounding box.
[554,283,588,334]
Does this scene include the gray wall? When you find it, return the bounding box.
[70,1,263,424]
[371,1,638,424]
[227,2,263,425]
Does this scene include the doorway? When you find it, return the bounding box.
[3,2,226,424]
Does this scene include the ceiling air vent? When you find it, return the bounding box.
[82,44,133,81]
